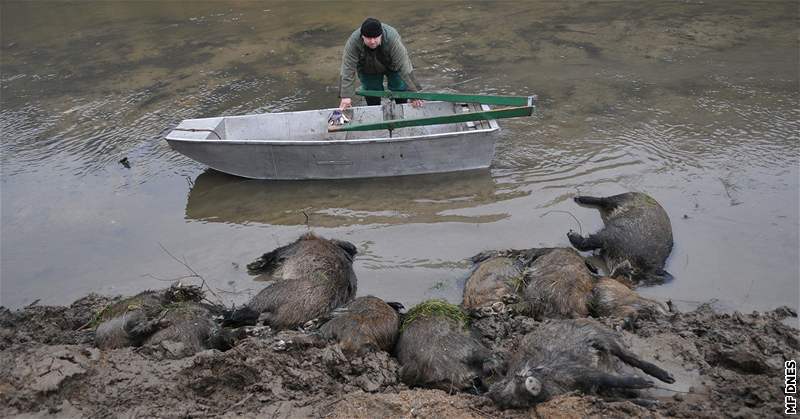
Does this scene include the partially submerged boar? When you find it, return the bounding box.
[95,284,231,356]
[464,247,667,324]
[520,248,595,320]
[319,296,402,355]
[466,248,595,319]
[462,250,533,312]
[488,318,674,409]
[567,192,673,285]
[589,277,669,322]
[396,300,502,392]
[228,233,358,330]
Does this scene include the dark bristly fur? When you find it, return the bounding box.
[589,277,668,321]
[462,248,554,311]
[521,248,595,319]
[488,318,675,409]
[144,302,234,357]
[463,254,523,310]
[568,192,674,285]
[396,302,503,392]
[233,233,358,330]
[464,247,669,323]
[95,285,231,356]
[319,296,400,355]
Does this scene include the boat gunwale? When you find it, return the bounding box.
[165,122,500,146]
[164,103,501,146]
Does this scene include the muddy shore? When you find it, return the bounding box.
[1,291,796,418]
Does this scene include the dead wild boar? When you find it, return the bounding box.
[319,295,401,355]
[589,277,669,322]
[144,302,233,357]
[95,285,230,356]
[567,192,673,285]
[488,318,674,409]
[395,300,503,392]
[462,250,526,312]
[227,233,358,330]
[519,248,595,320]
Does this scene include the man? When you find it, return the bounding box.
[338,17,423,109]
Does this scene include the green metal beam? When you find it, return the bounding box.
[328,106,533,133]
[357,89,536,107]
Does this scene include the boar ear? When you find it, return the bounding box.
[332,240,358,258]
[246,243,294,275]
[386,301,405,313]
[524,376,542,396]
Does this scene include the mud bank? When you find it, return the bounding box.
[0,294,797,418]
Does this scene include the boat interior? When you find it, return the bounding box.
[170,101,496,142]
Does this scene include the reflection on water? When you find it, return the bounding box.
[186,169,527,227]
[1,1,797,313]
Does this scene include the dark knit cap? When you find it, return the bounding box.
[360,18,383,38]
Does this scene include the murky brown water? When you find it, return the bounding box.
[1,1,798,313]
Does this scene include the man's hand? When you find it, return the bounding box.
[411,99,424,108]
[339,98,352,110]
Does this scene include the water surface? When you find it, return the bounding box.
[1,1,798,313]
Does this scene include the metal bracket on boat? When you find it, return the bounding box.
[327,90,536,133]
[357,89,536,107]
[171,127,222,140]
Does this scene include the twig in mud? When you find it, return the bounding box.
[25,299,41,308]
[302,210,310,228]
[453,77,480,86]
[737,278,755,311]
[77,319,94,331]
[649,385,710,396]
[228,392,254,411]
[319,397,344,417]
[78,301,115,331]
[141,274,200,282]
[228,343,247,358]
[670,297,719,306]
[468,405,496,418]
[540,210,583,235]
[156,242,225,306]
[213,288,255,296]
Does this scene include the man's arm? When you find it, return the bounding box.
[339,32,361,105]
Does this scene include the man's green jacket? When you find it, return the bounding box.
[338,23,421,99]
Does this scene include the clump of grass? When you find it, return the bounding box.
[507,273,528,294]
[401,299,469,332]
[85,285,205,330]
[86,303,114,329]
[167,284,205,303]
[87,297,146,328]
[164,301,194,312]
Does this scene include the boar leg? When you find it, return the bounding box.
[579,370,653,390]
[608,343,676,384]
[567,231,604,251]
[126,316,167,343]
[574,195,614,209]
[469,250,508,264]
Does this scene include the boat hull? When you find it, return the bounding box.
[165,103,500,180]
[166,131,498,179]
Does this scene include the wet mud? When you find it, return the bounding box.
[1,294,796,418]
